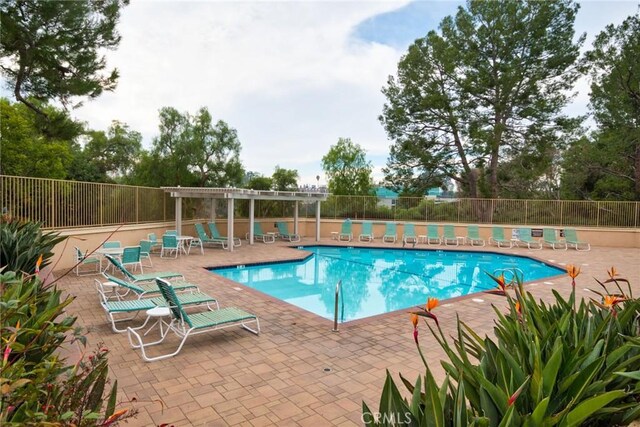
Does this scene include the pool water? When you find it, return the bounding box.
[210,246,564,322]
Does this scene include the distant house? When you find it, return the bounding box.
[375,187,399,208]
[426,187,443,199]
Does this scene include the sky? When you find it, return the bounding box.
[65,0,639,186]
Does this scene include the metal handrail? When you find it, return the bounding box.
[332,280,342,332]
[493,268,525,284]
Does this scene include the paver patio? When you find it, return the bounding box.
[56,239,639,426]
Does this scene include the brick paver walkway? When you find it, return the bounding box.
[56,239,639,426]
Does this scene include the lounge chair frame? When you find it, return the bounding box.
[127,279,259,362]
[563,228,590,251]
[358,221,374,242]
[420,225,441,245]
[103,254,184,283]
[489,226,513,248]
[442,225,459,246]
[74,247,102,276]
[514,228,542,250]
[208,222,242,248]
[383,222,397,243]
[465,225,485,247]
[402,223,417,247]
[276,221,301,242]
[542,228,567,250]
[338,220,353,242]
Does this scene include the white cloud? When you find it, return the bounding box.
[72,1,409,184]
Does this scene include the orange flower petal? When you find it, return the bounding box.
[410,313,419,328]
[426,297,439,312]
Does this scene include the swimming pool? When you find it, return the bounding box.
[210,246,564,322]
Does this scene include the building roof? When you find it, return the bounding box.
[375,187,399,199]
[161,187,328,201]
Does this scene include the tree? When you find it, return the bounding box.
[83,121,142,179]
[321,138,373,196]
[246,175,273,191]
[0,98,80,178]
[272,166,299,191]
[381,0,583,198]
[128,106,244,187]
[0,0,128,117]
[562,14,640,200]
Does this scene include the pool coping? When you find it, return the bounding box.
[204,243,568,329]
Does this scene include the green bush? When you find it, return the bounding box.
[364,268,640,426]
[0,216,66,275]
[0,220,135,425]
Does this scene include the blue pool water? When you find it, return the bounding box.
[210,246,564,322]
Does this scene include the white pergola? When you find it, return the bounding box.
[161,187,329,251]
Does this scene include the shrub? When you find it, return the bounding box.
[364,268,640,426]
[0,215,66,275]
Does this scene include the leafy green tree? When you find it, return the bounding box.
[272,166,299,191]
[0,0,128,117]
[83,121,142,179]
[129,106,244,187]
[562,14,640,200]
[247,175,273,190]
[0,98,80,178]
[381,0,583,198]
[321,138,373,196]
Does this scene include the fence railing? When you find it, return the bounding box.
[2,175,638,229]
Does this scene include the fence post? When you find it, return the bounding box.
[136,187,139,224]
[490,199,494,224]
[560,200,564,226]
[100,185,104,226]
[524,200,528,225]
[597,201,600,227]
[50,180,55,229]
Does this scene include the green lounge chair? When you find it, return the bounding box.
[442,225,459,246]
[514,228,542,250]
[339,220,352,242]
[127,278,260,362]
[465,225,485,247]
[253,222,276,243]
[103,254,184,283]
[383,222,397,243]
[276,221,301,242]
[73,247,102,276]
[402,223,417,247]
[208,222,241,247]
[489,226,513,248]
[147,233,161,253]
[121,246,143,273]
[421,224,441,245]
[96,279,218,333]
[358,221,374,242]
[195,223,227,249]
[564,228,590,251]
[102,272,198,299]
[543,228,567,250]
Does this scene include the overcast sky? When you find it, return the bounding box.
[69,0,639,186]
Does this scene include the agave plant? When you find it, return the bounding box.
[364,267,640,426]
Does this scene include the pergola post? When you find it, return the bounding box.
[315,200,321,242]
[227,198,234,252]
[294,201,299,235]
[175,196,182,234]
[249,199,255,245]
[210,199,216,222]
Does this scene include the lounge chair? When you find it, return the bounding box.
[465,225,485,247]
[489,226,513,248]
[127,278,260,362]
[383,222,397,243]
[543,228,567,250]
[421,224,441,245]
[514,228,542,250]
[564,228,590,251]
[208,222,242,247]
[195,223,227,249]
[442,225,459,246]
[102,273,199,299]
[103,254,184,283]
[339,220,352,242]
[276,221,301,242]
[96,279,218,333]
[73,247,102,276]
[359,221,374,242]
[402,224,417,247]
[121,246,143,273]
[161,234,179,258]
[253,222,276,243]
